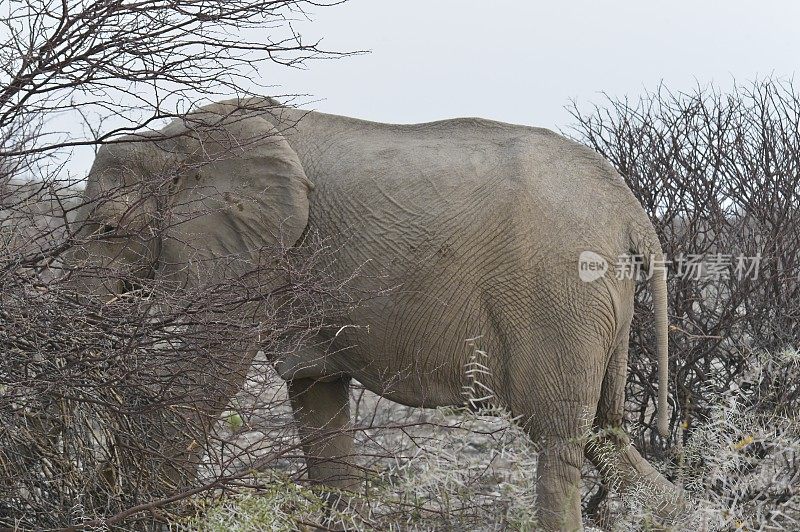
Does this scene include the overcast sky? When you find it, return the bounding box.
[66,0,800,176]
[267,0,799,130]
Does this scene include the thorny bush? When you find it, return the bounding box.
[570,79,800,528]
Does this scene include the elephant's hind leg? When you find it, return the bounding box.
[519,341,607,532]
[288,376,361,493]
[535,405,592,532]
[586,331,683,523]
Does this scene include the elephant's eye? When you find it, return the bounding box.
[98,224,116,235]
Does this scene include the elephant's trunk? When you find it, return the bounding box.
[650,265,670,437]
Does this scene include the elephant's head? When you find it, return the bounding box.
[67,100,314,299]
[62,101,315,493]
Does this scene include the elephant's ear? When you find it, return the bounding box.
[160,103,313,281]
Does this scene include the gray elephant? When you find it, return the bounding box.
[69,98,679,530]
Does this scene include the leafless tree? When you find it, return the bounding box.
[569,79,800,527]
[0,1,372,529]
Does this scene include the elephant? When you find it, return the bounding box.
[68,97,681,531]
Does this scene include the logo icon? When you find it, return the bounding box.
[578,251,608,282]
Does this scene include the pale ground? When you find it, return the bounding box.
[198,354,623,530]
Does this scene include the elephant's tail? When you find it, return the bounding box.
[650,261,670,437]
[632,229,670,437]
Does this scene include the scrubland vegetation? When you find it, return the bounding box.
[0,1,798,529]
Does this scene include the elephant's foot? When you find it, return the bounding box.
[312,489,371,531]
[622,455,686,522]
[586,429,687,527]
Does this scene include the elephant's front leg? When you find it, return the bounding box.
[288,376,361,493]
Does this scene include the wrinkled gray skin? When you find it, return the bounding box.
[71,98,678,531]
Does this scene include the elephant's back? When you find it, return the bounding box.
[290,110,642,263]
[268,106,637,223]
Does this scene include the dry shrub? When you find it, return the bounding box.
[1,180,362,528]
[0,1,358,528]
[569,79,800,529]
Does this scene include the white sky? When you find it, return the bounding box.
[68,0,800,176]
[269,0,800,127]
